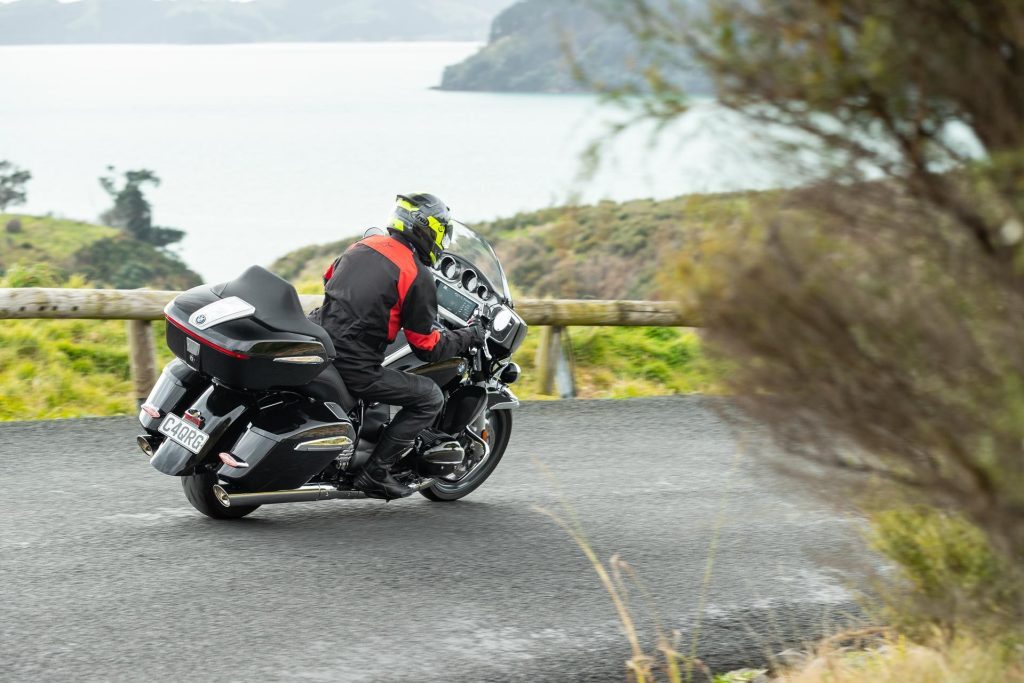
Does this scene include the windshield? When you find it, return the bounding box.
[446,221,510,299]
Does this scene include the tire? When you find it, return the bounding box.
[181,470,260,520]
[421,410,512,502]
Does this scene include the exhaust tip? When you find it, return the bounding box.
[136,435,155,457]
[212,485,232,508]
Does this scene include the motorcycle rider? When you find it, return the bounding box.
[309,193,485,499]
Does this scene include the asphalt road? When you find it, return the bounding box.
[0,397,869,682]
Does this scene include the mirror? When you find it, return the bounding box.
[362,226,386,239]
[491,308,514,333]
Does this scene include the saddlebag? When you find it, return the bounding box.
[217,404,356,492]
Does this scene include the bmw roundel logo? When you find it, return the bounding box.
[195,314,207,325]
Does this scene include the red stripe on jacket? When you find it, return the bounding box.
[361,235,418,342]
[404,328,440,351]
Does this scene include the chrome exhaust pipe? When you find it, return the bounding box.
[137,435,158,457]
[212,479,436,508]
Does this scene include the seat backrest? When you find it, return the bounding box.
[214,266,335,357]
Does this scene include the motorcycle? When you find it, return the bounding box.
[136,223,527,519]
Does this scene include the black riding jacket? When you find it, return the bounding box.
[308,233,476,372]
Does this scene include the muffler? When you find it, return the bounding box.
[212,479,436,508]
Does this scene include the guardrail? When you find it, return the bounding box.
[0,288,696,400]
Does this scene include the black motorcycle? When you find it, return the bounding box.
[136,224,527,519]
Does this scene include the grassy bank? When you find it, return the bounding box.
[0,318,174,421]
[513,326,720,400]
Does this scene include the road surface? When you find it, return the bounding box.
[0,397,869,682]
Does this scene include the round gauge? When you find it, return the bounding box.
[476,285,492,301]
[438,256,460,280]
[461,269,478,291]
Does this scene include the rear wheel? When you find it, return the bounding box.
[181,470,260,519]
[421,410,512,502]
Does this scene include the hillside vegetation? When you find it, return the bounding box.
[272,191,763,301]
[440,0,708,94]
[1,214,201,290]
[0,0,510,44]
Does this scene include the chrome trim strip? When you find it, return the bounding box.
[188,296,255,330]
[296,435,354,451]
[272,356,325,364]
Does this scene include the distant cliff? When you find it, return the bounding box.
[0,0,512,44]
[439,0,708,94]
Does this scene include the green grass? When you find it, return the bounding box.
[512,326,723,400]
[0,318,175,421]
[1,213,118,267]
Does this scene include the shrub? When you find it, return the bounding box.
[868,506,1024,642]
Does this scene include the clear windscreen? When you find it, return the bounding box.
[446,221,510,298]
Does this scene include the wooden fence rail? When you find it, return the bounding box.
[0,288,698,401]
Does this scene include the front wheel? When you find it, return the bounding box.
[421,410,512,502]
[181,470,260,519]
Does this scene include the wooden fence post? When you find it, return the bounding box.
[559,327,577,399]
[127,319,158,407]
[536,326,563,396]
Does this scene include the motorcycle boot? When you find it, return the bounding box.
[353,432,416,500]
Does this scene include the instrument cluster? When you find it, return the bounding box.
[434,255,528,359]
[437,255,495,304]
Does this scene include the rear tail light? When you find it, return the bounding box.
[219,452,249,469]
[141,403,161,419]
[165,315,250,360]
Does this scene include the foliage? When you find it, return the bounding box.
[868,507,1023,641]
[0,213,200,289]
[769,633,1023,683]
[481,193,760,300]
[609,0,1024,601]
[0,160,31,212]
[72,236,201,290]
[99,167,184,248]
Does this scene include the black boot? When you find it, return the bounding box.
[353,433,416,500]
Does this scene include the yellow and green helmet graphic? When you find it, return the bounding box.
[390,193,453,265]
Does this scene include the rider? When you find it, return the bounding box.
[309,193,485,499]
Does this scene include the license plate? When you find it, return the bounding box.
[158,414,209,454]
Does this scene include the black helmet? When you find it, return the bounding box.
[388,193,453,266]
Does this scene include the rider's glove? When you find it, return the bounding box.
[464,317,487,348]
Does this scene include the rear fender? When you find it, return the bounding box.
[149,385,249,476]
